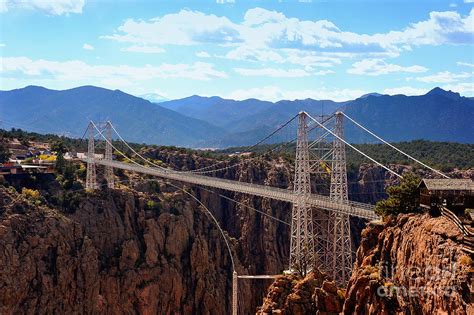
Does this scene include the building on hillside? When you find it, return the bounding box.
[419,178,474,215]
[0,163,22,175]
[7,139,28,150]
[8,147,32,161]
[29,141,50,150]
[76,152,104,159]
[1,161,54,175]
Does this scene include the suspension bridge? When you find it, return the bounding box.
[79,111,448,315]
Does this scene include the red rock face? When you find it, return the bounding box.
[1,146,472,315]
[256,270,345,314]
[344,214,474,314]
[0,152,296,314]
[0,186,237,314]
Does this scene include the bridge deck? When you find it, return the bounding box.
[86,158,379,220]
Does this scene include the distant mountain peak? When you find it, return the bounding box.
[358,92,384,99]
[140,92,169,103]
[187,95,224,101]
[426,87,460,99]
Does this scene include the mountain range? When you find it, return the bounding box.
[0,86,473,147]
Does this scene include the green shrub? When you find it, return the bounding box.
[375,173,421,217]
[146,200,161,212]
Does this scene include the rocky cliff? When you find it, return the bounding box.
[0,150,297,314]
[256,270,345,315]
[344,214,473,314]
[1,145,473,314]
[0,184,240,314]
[257,213,473,315]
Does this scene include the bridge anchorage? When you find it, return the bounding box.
[82,110,448,313]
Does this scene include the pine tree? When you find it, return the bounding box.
[375,173,421,217]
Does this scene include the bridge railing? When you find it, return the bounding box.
[86,158,379,220]
[159,164,376,209]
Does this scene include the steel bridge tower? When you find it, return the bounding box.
[105,121,114,188]
[328,112,352,285]
[86,121,97,190]
[289,112,315,275]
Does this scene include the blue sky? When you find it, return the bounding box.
[0,0,473,101]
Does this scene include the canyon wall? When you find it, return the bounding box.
[1,147,473,314]
[0,151,298,314]
[0,185,238,314]
[344,214,473,314]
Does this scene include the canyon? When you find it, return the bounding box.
[0,149,472,314]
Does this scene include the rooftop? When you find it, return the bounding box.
[419,179,474,191]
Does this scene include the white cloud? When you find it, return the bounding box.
[82,43,94,50]
[0,56,228,82]
[104,8,474,59]
[383,86,429,96]
[216,0,235,3]
[378,10,474,46]
[243,7,285,26]
[347,59,428,76]
[450,3,457,8]
[1,0,84,15]
[223,47,341,69]
[464,0,474,3]
[457,61,474,67]
[102,10,241,46]
[442,82,474,94]
[224,46,285,63]
[234,68,310,77]
[196,51,211,58]
[225,85,367,102]
[284,50,342,68]
[121,45,165,53]
[415,71,472,83]
[0,43,5,47]
[234,67,333,77]
[0,2,7,13]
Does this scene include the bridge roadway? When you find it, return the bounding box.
[86,158,379,220]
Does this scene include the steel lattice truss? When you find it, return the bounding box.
[86,122,97,190]
[328,112,352,286]
[86,121,114,190]
[289,112,315,276]
[290,111,353,283]
[104,122,114,188]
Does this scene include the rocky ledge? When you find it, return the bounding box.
[256,269,345,315]
[344,214,473,314]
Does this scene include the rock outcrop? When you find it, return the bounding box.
[344,214,474,314]
[0,186,236,314]
[0,148,302,314]
[1,145,473,314]
[256,270,345,314]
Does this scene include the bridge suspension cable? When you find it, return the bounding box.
[188,113,299,174]
[189,114,335,175]
[90,121,291,227]
[90,121,148,169]
[106,121,293,179]
[107,122,172,172]
[341,112,450,179]
[195,185,290,226]
[165,181,236,271]
[99,114,299,176]
[305,112,403,179]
